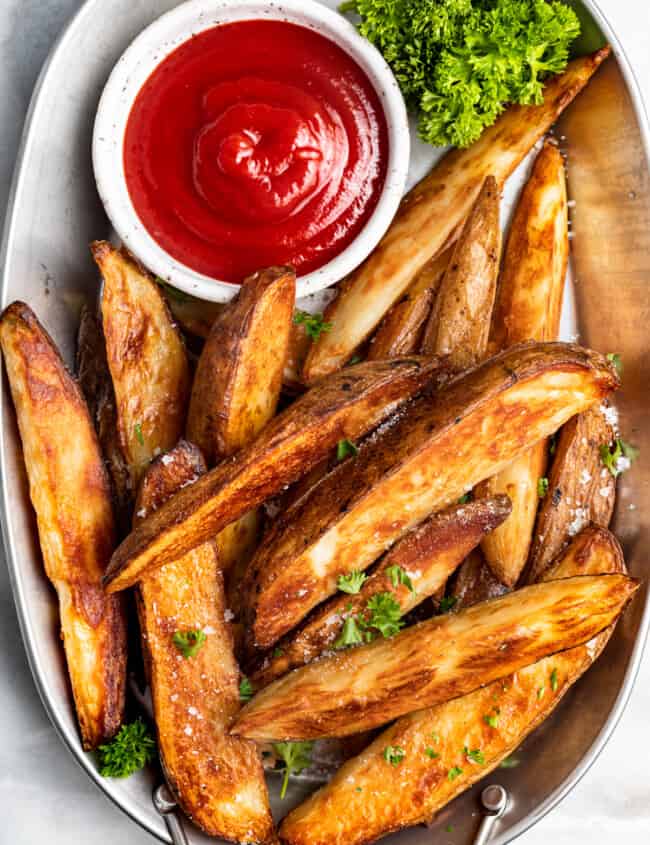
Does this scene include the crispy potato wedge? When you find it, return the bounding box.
[525,402,617,584]
[450,548,509,610]
[302,49,610,382]
[420,176,501,369]
[367,249,452,360]
[233,572,637,741]
[77,305,131,529]
[93,241,191,490]
[0,302,127,749]
[104,357,442,591]
[279,526,625,845]
[477,140,568,585]
[252,496,512,686]
[283,319,312,392]
[243,343,618,651]
[186,266,295,465]
[134,442,273,842]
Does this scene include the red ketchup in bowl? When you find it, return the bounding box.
[123,20,389,284]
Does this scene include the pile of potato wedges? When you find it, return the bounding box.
[0,46,641,845]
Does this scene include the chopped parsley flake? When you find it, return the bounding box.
[606,352,623,376]
[172,629,206,659]
[550,668,559,692]
[447,766,463,781]
[273,741,314,799]
[464,746,485,765]
[600,438,639,477]
[97,718,156,778]
[538,477,549,498]
[425,747,440,759]
[484,713,499,728]
[239,677,254,702]
[293,310,332,341]
[337,439,359,461]
[438,596,457,614]
[383,746,405,766]
[334,616,366,649]
[134,422,145,446]
[337,570,368,594]
[385,564,416,593]
[365,592,404,638]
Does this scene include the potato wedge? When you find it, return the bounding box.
[279,525,625,845]
[525,402,617,584]
[477,140,569,585]
[243,343,618,651]
[252,496,512,686]
[134,442,273,842]
[420,176,501,369]
[93,241,191,490]
[450,548,508,610]
[186,266,295,465]
[367,248,451,360]
[232,572,637,741]
[302,49,610,382]
[76,305,131,530]
[104,357,442,591]
[0,302,127,749]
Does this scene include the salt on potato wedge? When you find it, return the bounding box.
[93,241,191,491]
[232,571,637,741]
[279,525,626,845]
[367,248,451,360]
[420,176,501,369]
[0,302,127,749]
[252,496,512,686]
[186,266,295,466]
[302,49,611,383]
[104,357,441,592]
[477,139,569,586]
[525,402,617,584]
[134,441,273,842]
[243,343,618,652]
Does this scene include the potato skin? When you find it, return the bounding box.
[450,548,509,610]
[303,49,611,382]
[93,241,191,490]
[104,357,442,592]
[0,302,127,749]
[278,525,626,845]
[186,266,295,465]
[525,402,616,584]
[420,175,501,369]
[252,496,512,686]
[244,342,618,652]
[134,442,273,843]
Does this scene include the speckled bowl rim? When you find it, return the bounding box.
[92,0,410,302]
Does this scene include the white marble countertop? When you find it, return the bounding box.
[1,2,649,843]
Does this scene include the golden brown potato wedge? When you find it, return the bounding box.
[93,241,191,490]
[279,525,625,845]
[243,343,618,651]
[0,302,127,749]
[252,496,512,686]
[186,266,295,465]
[302,49,610,382]
[134,442,273,842]
[283,319,312,392]
[450,548,509,610]
[525,402,617,584]
[367,248,452,360]
[420,176,501,369]
[104,357,442,592]
[233,572,637,741]
[477,140,569,585]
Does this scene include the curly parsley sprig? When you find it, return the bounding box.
[97,719,156,778]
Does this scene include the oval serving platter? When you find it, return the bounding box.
[1,1,649,843]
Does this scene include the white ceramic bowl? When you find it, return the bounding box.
[93,0,410,303]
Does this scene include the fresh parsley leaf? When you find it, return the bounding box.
[383,745,405,766]
[172,629,206,659]
[431,732,440,743]
[457,493,471,504]
[600,438,639,477]
[447,766,463,781]
[239,677,254,702]
[337,570,368,594]
[537,686,545,700]
[355,786,363,792]
[348,354,363,366]
[550,668,559,692]
[549,432,558,456]
[538,477,549,498]
[446,825,454,833]
[293,310,332,341]
[484,713,499,728]
[425,747,440,759]
[365,592,404,638]
[464,746,485,765]
[606,352,623,376]
[134,422,145,446]
[337,439,359,461]
[500,755,520,769]
[334,615,366,649]
[272,647,284,658]
[438,596,457,614]
[273,741,314,799]
[97,718,156,778]
[385,564,415,594]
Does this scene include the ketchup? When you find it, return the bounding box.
[123,20,389,284]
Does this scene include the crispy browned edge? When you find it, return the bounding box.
[92,240,191,489]
[243,342,619,652]
[0,301,127,749]
[278,526,626,845]
[451,547,509,610]
[186,266,295,465]
[525,402,616,583]
[252,496,512,686]
[420,175,501,368]
[302,49,610,383]
[134,441,273,842]
[103,357,442,592]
